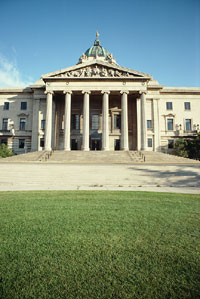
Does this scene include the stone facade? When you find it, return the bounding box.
[0,35,200,154]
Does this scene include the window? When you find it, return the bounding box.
[71,115,80,130]
[184,102,191,110]
[40,138,44,148]
[41,120,45,130]
[167,119,173,131]
[3,102,9,110]
[166,102,173,110]
[21,102,27,110]
[91,114,99,130]
[2,118,8,130]
[20,118,26,130]
[19,139,25,149]
[114,114,121,129]
[1,138,7,146]
[185,119,191,131]
[168,140,174,149]
[148,138,152,147]
[147,120,152,129]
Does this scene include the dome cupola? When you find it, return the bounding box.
[78,32,117,64]
[84,31,110,58]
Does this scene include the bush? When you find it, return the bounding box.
[174,134,200,160]
[0,144,14,158]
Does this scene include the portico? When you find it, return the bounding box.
[43,89,147,152]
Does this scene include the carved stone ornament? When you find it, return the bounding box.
[53,65,135,78]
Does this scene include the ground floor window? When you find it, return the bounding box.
[147,120,152,129]
[71,115,80,130]
[19,139,25,149]
[1,138,8,146]
[185,119,191,131]
[20,118,26,131]
[114,114,121,129]
[2,118,8,131]
[41,120,45,130]
[168,140,174,149]
[91,114,99,130]
[147,138,152,147]
[167,119,174,131]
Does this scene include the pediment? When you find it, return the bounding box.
[42,60,152,80]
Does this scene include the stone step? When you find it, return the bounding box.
[48,150,143,163]
[142,151,199,163]
[1,151,46,162]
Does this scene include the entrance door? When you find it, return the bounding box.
[91,139,101,150]
[71,139,78,150]
[114,139,120,150]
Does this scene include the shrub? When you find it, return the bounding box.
[0,144,14,158]
[174,134,200,160]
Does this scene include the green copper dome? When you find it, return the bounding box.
[85,32,110,58]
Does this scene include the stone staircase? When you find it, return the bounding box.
[0,151,47,162]
[142,151,200,163]
[48,150,144,163]
[1,150,199,164]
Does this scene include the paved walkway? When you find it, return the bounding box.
[0,162,199,194]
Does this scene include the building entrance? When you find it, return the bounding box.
[71,139,78,150]
[114,139,120,150]
[91,139,101,150]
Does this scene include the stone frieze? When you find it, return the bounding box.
[52,65,135,78]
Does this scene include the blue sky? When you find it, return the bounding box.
[0,0,199,87]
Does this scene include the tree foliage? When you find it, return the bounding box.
[0,144,14,158]
[174,134,200,160]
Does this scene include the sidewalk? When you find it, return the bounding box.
[0,162,199,194]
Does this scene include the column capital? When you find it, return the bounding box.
[101,90,110,94]
[120,90,129,95]
[44,90,54,95]
[63,90,72,95]
[82,90,91,94]
[139,91,147,95]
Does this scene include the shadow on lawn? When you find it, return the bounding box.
[128,165,200,187]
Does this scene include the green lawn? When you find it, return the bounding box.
[0,191,200,298]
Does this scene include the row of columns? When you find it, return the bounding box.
[44,90,129,151]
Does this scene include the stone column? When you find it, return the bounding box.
[120,91,129,150]
[44,91,53,151]
[63,91,72,151]
[102,91,110,150]
[153,98,160,151]
[136,97,141,150]
[82,91,90,151]
[31,98,40,151]
[140,92,147,150]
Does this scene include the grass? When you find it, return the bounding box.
[0,191,200,298]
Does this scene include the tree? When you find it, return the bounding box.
[0,144,14,158]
